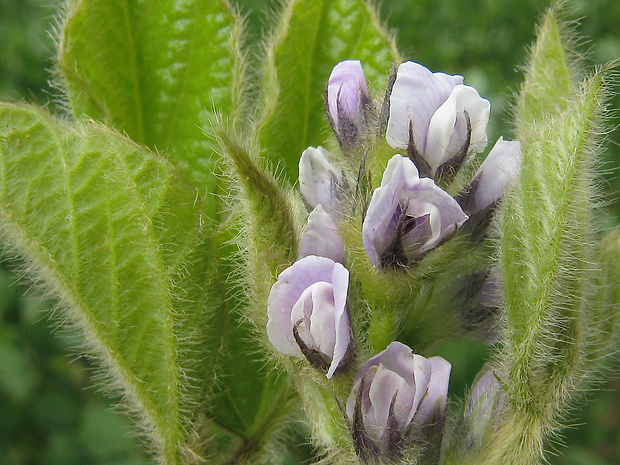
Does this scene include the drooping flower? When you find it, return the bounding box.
[457,137,522,215]
[267,255,352,378]
[386,61,490,180]
[362,155,468,269]
[326,60,372,148]
[346,341,451,462]
[299,205,346,264]
[299,146,349,216]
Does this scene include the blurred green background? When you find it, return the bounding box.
[1,0,619,464]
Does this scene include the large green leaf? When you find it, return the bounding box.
[57,1,298,457]
[0,103,219,464]
[57,0,242,204]
[257,0,401,181]
[488,9,611,464]
[514,5,573,128]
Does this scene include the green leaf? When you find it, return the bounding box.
[492,52,611,465]
[515,4,575,129]
[0,103,219,464]
[208,310,294,442]
[501,12,606,410]
[57,0,242,204]
[257,0,400,181]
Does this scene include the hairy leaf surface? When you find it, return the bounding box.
[491,10,610,464]
[0,103,219,464]
[58,0,241,205]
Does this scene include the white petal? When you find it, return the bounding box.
[471,137,522,212]
[368,364,408,436]
[425,85,490,173]
[307,282,337,357]
[386,61,463,152]
[415,356,451,425]
[327,262,350,377]
[410,177,469,251]
[289,285,318,349]
[299,205,346,264]
[299,146,343,212]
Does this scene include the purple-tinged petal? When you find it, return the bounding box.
[467,367,502,418]
[268,256,341,355]
[326,60,370,130]
[362,155,418,266]
[386,61,463,153]
[425,85,490,173]
[266,256,351,378]
[346,341,451,460]
[414,356,452,425]
[299,146,346,214]
[469,137,522,213]
[299,205,346,264]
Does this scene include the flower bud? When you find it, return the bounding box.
[299,146,349,216]
[346,342,451,462]
[458,137,522,215]
[267,255,352,378]
[466,367,502,420]
[299,205,346,264]
[386,61,490,180]
[326,60,372,149]
[461,366,504,454]
[362,155,468,269]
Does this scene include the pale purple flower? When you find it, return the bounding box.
[299,146,348,215]
[458,137,522,215]
[267,255,351,378]
[362,155,468,269]
[346,342,451,461]
[326,60,371,146]
[299,205,346,264]
[386,61,490,179]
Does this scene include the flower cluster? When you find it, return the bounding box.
[325,60,522,269]
[266,59,521,463]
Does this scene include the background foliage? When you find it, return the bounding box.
[0,0,618,464]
